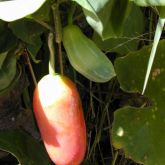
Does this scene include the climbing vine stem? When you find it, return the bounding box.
[52,2,64,75]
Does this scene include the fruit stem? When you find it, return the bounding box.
[68,1,76,25]
[48,33,56,75]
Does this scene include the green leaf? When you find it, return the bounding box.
[131,0,165,6]
[112,40,165,164]
[0,28,17,53]
[0,53,16,91]
[142,18,165,94]
[73,0,131,40]
[73,0,109,12]
[9,19,44,61]
[0,130,51,165]
[157,6,165,18]
[27,38,42,63]
[9,19,45,44]
[29,0,52,22]
[0,0,46,22]
[0,20,5,31]
[110,0,130,35]
[93,4,144,54]
[0,51,8,69]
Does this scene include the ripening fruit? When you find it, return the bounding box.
[33,74,86,165]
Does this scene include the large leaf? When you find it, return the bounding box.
[0,53,16,91]
[73,0,131,40]
[0,27,17,53]
[93,4,144,55]
[9,19,44,61]
[157,6,165,18]
[30,0,52,22]
[131,1,165,18]
[0,130,51,165]
[9,19,45,44]
[0,51,8,69]
[142,18,165,94]
[131,0,165,6]
[112,40,165,164]
[0,0,46,22]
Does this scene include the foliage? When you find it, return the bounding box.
[0,130,51,165]
[112,40,165,165]
[0,0,165,165]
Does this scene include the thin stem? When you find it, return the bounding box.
[98,143,105,165]
[26,51,37,86]
[48,33,56,75]
[88,99,111,158]
[34,19,54,32]
[111,151,118,165]
[149,10,153,45]
[106,110,114,159]
[89,81,95,118]
[68,1,76,25]
[142,17,165,94]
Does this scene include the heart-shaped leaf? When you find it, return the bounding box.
[0,27,17,53]
[93,4,144,55]
[9,19,45,44]
[73,0,131,40]
[8,19,44,62]
[0,130,51,165]
[112,40,165,164]
[0,0,46,22]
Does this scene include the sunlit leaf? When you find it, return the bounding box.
[0,0,46,22]
[93,4,144,54]
[131,0,165,6]
[73,0,131,39]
